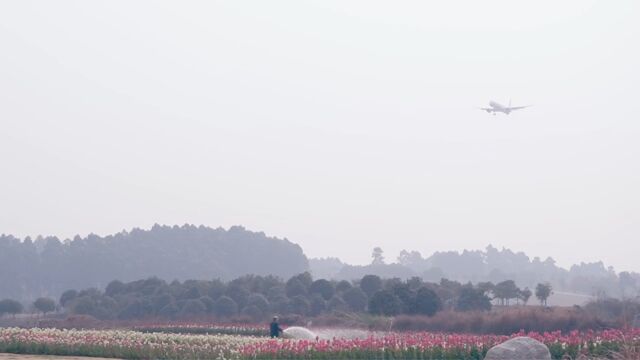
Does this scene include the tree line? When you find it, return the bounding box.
[2,225,637,304]
[1,274,554,321]
[0,225,308,301]
[314,246,640,300]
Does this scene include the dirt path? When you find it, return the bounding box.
[0,354,118,360]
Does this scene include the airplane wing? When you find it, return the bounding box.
[508,105,530,111]
[479,107,493,112]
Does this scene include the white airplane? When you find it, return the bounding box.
[480,100,530,115]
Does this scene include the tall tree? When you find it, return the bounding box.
[519,288,532,305]
[535,283,552,306]
[0,299,23,317]
[33,297,56,315]
[493,280,520,306]
[371,247,385,265]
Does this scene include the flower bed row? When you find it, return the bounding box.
[242,329,640,360]
[134,322,269,337]
[1,327,639,359]
[0,327,259,360]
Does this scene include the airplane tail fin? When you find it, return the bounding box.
[508,99,511,108]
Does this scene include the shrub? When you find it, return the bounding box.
[391,307,607,334]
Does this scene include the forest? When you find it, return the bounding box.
[0,225,307,301]
[1,224,639,303]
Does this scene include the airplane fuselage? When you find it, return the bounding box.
[487,101,511,114]
[480,100,528,115]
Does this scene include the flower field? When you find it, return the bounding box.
[0,326,638,359]
[0,327,259,360]
[243,329,640,359]
[134,322,269,337]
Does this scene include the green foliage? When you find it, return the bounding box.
[327,295,348,312]
[214,296,238,317]
[270,294,290,315]
[309,279,335,300]
[118,298,154,319]
[368,290,402,316]
[289,295,311,315]
[105,280,126,297]
[291,272,313,288]
[198,296,215,313]
[208,279,226,300]
[360,275,382,297]
[493,280,519,306]
[225,283,251,309]
[519,287,532,305]
[159,303,179,318]
[242,304,264,321]
[151,293,174,312]
[33,297,56,314]
[0,225,308,302]
[247,293,270,313]
[59,290,77,308]
[535,283,552,306]
[309,294,326,316]
[285,278,308,298]
[180,299,207,317]
[0,299,23,316]
[342,287,368,312]
[412,287,442,316]
[335,280,352,293]
[455,286,491,312]
[51,273,530,321]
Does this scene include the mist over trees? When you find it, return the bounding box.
[0,225,307,301]
[313,246,640,299]
[2,224,639,303]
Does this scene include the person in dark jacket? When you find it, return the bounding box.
[270,316,283,338]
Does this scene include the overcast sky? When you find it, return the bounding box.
[1,1,639,271]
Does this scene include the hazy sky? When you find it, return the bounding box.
[1,1,639,271]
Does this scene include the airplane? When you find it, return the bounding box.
[480,100,530,115]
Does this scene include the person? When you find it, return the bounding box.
[270,316,283,338]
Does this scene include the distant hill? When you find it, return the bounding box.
[335,263,417,280]
[2,224,639,303]
[308,257,344,280]
[310,245,640,300]
[0,225,308,301]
